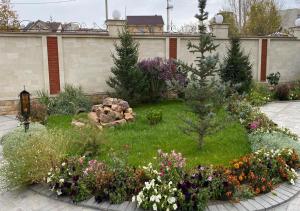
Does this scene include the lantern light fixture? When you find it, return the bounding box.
[19,87,31,132]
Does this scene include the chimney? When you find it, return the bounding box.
[211,24,229,39]
[106,20,126,37]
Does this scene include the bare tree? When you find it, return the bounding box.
[178,22,198,34]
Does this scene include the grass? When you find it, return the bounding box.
[47,101,251,169]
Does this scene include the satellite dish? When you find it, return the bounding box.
[112,10,121,20]
[295,18,300,27]
[215,14,224,24]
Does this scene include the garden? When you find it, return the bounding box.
[1,0,300,210]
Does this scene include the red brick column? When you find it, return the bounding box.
[169,38,177,59]
[47,37,60,94]
[260,39,268,82]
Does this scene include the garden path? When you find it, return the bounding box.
[1,101,300,210]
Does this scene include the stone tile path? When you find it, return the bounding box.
[1,101,300,210]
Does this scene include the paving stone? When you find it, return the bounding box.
[232,202,248,211]
[216,204,230,211]
[223,203,239,211]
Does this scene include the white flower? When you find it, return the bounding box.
[46,177,52,183]
[56,189,62,196]
[132,196,136,202]
[157,176,161,182]
[173,204,178,210]
[290,179,295,185]
[153,203,157,211]
[59,179,64,184]
[168,197,176,204]
[150,195,155,202]
[168,181,173,186]
[61,162,66,167]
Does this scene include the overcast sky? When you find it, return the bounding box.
[11,0,300,29]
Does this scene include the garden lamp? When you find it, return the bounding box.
[20,88,31,132]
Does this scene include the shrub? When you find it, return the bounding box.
[247,83,272,106]
[267,72,280,86]
[30,101,48,124]
[1,126,71,188]
[219,37,253,94]
[138,58,187,102]
[146,109,163,125]
[37,85,92,115]
[249,132,300,154]
[275,84,290,101]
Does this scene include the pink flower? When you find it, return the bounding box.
[250,121,260,130]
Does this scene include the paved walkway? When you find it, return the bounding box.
[0,102,300,210]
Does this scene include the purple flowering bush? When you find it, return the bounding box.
[138,57,187,102]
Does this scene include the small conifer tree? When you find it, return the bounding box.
[220,37,253,94]
[106,27,147,104]
[180,0,221,148]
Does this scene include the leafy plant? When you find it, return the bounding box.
[37,85,92,115]
[146,109,163,125]
[275,84,290,101]
[267,72,280,86]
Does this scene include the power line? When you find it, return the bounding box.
[10,0,76,5]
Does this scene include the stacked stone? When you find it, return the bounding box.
[88,97,134,127]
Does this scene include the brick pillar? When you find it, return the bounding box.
[47,37,60,94]
[169,38,177,59]
[260,39,268,82]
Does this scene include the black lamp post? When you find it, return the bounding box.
[20,88,31,132]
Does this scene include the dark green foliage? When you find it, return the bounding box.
[220,37,253,94]
[267,72,280,86]
[178,0,221,148]
[275,84,290,101]
[37,85,92,115]
[146,109,163,125]
[106,28,147,105]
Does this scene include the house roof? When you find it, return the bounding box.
[127,16,164,26]
[23,20,61,32]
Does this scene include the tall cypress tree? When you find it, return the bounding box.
[106,28,147,104]
[180,0,221,149]
[219,37,252,94]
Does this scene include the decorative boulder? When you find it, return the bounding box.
[89,97,135,127]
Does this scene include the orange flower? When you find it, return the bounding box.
[234,163,240,169]
[255,187,261,194]
[261,177,266,183]
[239,175,244,181]
[226,191,232,198]
[261,186,266,192]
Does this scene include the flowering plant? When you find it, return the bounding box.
[47,156,93,202]
[157,150,186,182]
[133,163,183,211]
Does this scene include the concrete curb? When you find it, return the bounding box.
[30,174,300,211]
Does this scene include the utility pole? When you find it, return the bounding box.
[105,0,108,21]
[239,0,242,31]
[167,0,173,32]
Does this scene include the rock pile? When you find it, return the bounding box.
[89,97,135,127]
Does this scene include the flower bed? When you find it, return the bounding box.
[46,148,299,211]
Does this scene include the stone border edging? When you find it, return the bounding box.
[30,173,300,211]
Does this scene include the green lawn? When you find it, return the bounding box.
[47,101,251,169]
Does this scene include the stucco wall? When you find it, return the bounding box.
[0,35,47,100]
[0,33,300,102]
[268,39,300,82]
